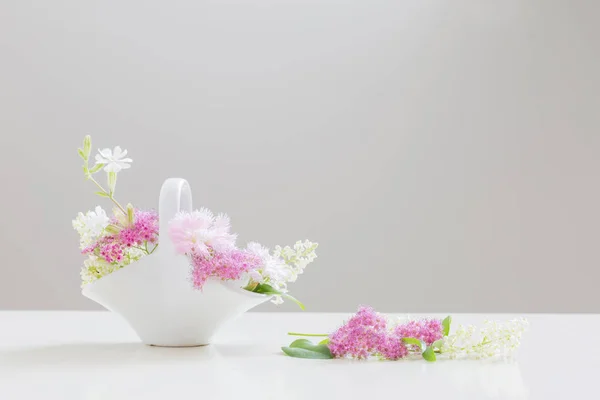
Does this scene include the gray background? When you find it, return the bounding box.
[1,0,598,312]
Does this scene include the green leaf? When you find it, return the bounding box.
[402,337,426,351]
[282,338,332,359]
[282,346,333,359]
[252,283,305,310]
[95,191,109,197]
[290,338,332,356]
[89,163,104,174]
[319,338,330,345]
[432,339,444,350]
[442,316,452,336]
[290,339,314,348]
[77,148,87,160]
[252,283,278,294]
[422,346,437,362]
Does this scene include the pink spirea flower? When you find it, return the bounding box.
[82,208,158,263]
[119,209,159,247]
[168,209,236,256]
[191,249,262,289]
[328,306,408,360]
[394,319,443,346]
[379,335,409,360]
[99,242,124,263]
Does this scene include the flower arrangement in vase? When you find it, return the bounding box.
[73,136,318,346]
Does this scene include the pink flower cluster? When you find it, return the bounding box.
[119,210,159,247]
[395,319,443,346]
[328,306,408,360]
[328,306,443,360]
[83,209,158,263]
[168,209,237,256]
[168,209,259,289]
[191,249,263,289]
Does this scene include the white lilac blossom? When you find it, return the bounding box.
[72,206,110,249]
[95,146,132,173]
[273,240,319,283]
[441,318,529,359]
[80,248,145,285]
[245,240,318,305]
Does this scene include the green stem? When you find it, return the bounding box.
[88,176,127,215]
[454,339,493,352]
[149,244,158,254]
[131,246,149,255]
[283,293,306,311]
[287,332,329,337]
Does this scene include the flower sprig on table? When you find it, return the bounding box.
[282,306,528,361]
[73,136,159,285]
[168,210,318,308]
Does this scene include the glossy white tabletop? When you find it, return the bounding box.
[0,312,597,399]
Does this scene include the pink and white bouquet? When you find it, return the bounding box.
[283,306,528,362]
[73,136,317,308]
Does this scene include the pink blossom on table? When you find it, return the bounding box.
[328,306,403,359]
[168,209,237,256]
[394,319,443,346]
[191,248,263,289]
[378,335,409,360]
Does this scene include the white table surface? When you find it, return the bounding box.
[0,312,597,399]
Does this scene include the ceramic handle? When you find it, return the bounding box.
[159,178,193,253]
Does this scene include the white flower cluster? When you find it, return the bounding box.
[80,249,145,285]
[246,240,318,305]
[72,206,110,249]
[73,203,145,285]
[442,318,529,359]
[273,240,319,283]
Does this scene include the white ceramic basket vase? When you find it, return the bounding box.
[82,178,270,347]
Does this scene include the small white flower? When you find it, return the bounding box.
[95,146,132,173]
[247,242,293,285]
[72,206,110,248]
[80,247,146,285]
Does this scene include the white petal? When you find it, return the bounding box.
[112,146,123,159]
[99,148,112,158]
[119,158,132,163]
[118,162,131,169]
[95,154,108,163]
[103,163,120,173]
